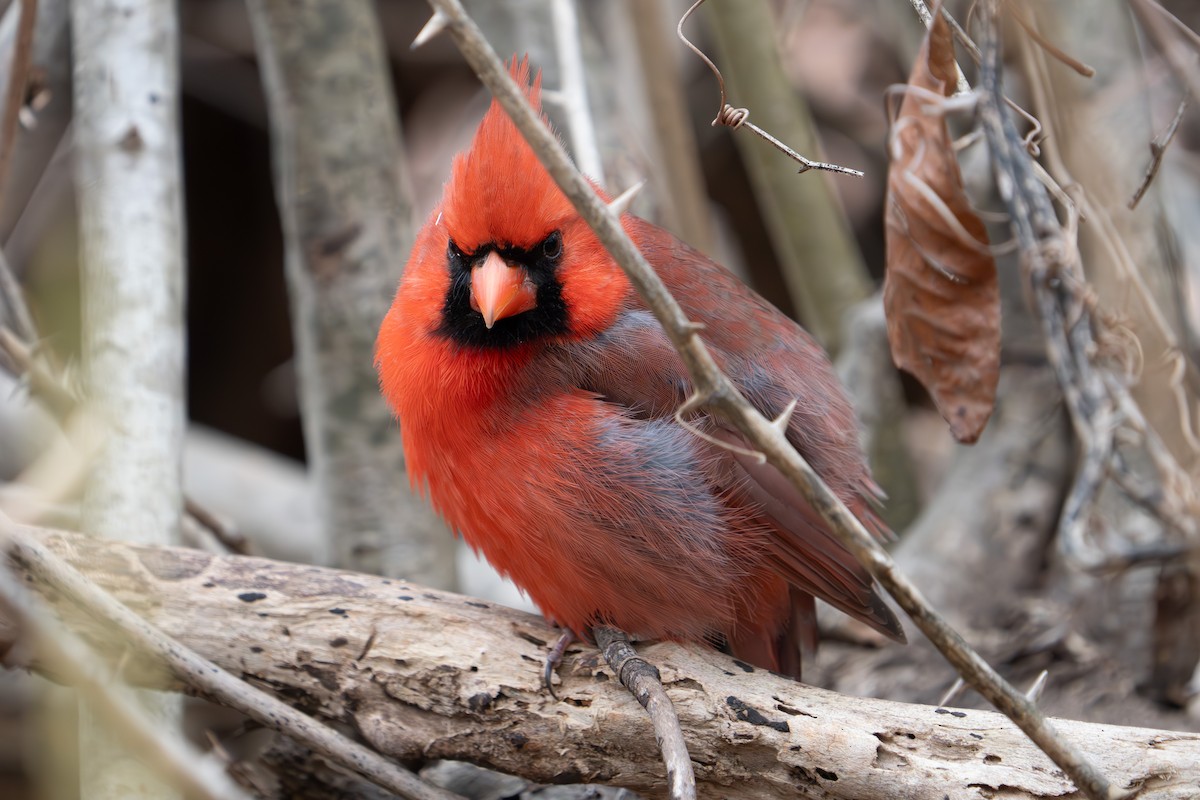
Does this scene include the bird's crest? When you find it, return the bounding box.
[441,56,576,253]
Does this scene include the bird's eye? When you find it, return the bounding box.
[542,231,563,260]
[447,239,470,269]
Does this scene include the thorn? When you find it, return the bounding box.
[1024,670,1048,703]
[540,88,566,107]
[607,180,646,218]
[938,677,965,708]
[770,399,798,435]
[680,320,706,335]
[411,9,449,49]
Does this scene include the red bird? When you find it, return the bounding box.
[376,60,903,678]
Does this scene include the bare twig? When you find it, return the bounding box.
[976,3,1151,794]
[0,325,75,418]
[1,511,464,800]
[1129,91,1188,209]
[899,0,971,93]
[0,0,36,208]
[677,0,873,354]
[1128,0,1200,213]
[594,627,695,800]
[676,0,862,178]
[548,0,603,183]
[1134,0,1200,52]
[183,497,254,556]
[421,1,1122,798]
[0,549,252,800]
[1129,0,1200,137]
[623,0,716,255]
[1007,2,1096,77]
[0,244,36,344]
[1015,6,1200,564]
[0,324,256,555]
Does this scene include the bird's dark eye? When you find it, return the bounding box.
[447,239,470,271]
[541,230,562,260]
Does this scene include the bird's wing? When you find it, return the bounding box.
[554,308,903,642]
[560,217,906,643]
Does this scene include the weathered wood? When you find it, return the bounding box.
[9,526,1199,800]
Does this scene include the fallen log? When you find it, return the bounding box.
[6,525,1198,799]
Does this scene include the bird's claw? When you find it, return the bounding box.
[543,629,575,700]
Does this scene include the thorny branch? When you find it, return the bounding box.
[0,511,464,800]
[420,1,1122,798]
[676,0,863,178]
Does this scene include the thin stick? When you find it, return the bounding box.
[0,243,37,344]
[976,2,1137,795]
[1135,0,1200,52]
[1,513,464,800]
[676,0,863,177]
[594,627,695,800]
[183,497,254,556]
[0,0,37,209]
[0,325,75,418]
[548,0,604,183]
[1016,6,1200,557]
[1007,2,1096,77]
[0,553,252,800]
[0,322,249,555]
[1130,0,1200,101]
[1129,91,1187,210]
[898,0,971,93]
[422,2,1123,798]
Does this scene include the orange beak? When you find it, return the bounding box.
[470,251,538,328]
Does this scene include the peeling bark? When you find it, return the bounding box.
[9,527,1199,800]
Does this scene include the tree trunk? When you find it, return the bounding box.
[70,0,188,796]
[245,0,456,588]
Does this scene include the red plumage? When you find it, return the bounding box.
[376,59,903,677]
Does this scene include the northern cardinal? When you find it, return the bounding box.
[376,59,903,678]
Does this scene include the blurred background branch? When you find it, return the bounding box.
[70,0,188,797]
[245,0,456,587]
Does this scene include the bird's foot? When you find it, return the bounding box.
[593,626,697,800]
[543,629,575,700]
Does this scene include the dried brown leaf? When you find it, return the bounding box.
[883,4,999,444]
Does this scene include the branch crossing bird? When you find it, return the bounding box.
[376,57,904,679]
